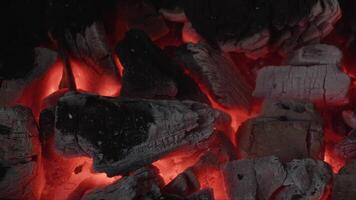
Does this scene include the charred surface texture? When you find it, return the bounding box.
[333,160,356,200]
[176,42,253,110]
[335,130,356,160]
[254,44,350,104]
[223,157,331,200]
[237,99,324,162]
[0,48,58,106]
[0,106,42,200]
[116,29,208,103]
[275,159,332,200]
[50,92,229,176]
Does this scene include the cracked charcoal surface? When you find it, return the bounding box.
[56,95,153,162]
[53,92,227,175]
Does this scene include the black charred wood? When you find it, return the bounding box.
[175,42,253,110]
[116,29,208,103]
[183,0,317,45]
[162,169,200,197]
[46,92,229,176]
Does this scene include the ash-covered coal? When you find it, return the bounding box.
[42,92,229,176]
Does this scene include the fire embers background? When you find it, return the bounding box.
[1,0,356,200]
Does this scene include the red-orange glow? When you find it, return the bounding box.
[17,59,63,119]
[153,150,201,184]
[70,59,121,97]
[41,156,120,200]
[196,167,227,200]
[323,129,346,173]
[113,54,125,77]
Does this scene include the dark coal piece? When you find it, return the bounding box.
[116,29,208,103]
[116,29,177,99]
[119,1,169,40]
[175,42,253,110]
[186,188,214,200]
[0,48,58,106]
[333,160,356,200]
[335,130,356,160]
[46,0,120,79]
[237,99,324,162]
[183,0,340,57]
[48,92,229,176]
[82,167,163,200]
[0,106,42,200]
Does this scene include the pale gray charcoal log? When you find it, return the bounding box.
[0,48,57,106]
[222,156,286,200]
[275,159,332,200]
[223,159,257,200]
[237,99,324,162]
[333,160,356,200]
[82,167,163,200]
[0,106,42,200]
[223,157,331,200]
[51,92,230,176]
[64,22,120,77]
[253,45,350,104]
[287,44,342,66]
[176,42,253,110]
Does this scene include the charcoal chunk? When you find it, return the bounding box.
[175,42,253,110]
[50,92,229,176]
[116,30,208,103]
[237,99,324,162]
[333,160,356,200]
[0,106,42,200]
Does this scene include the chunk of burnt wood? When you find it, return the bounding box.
[175,42,253,110]
[82,167,163,200]
[237,99,324,162]
[119,1,169,40]
[183,0,340,57]
[0,48,58,106]
[116,29,177,98]
[163,169,200,197]
[333,160,356,200]
[223,157,331,200]
[223,159,257,200]
[51,92,229,176]
[0,106,42,200]
[335,130,356,160]
[275,159,332,200]
[116,30,208,103]
[223,156,286,200]
[253,44,350,105]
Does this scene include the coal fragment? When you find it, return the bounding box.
[333,160,356,200]
[0,106,42,200]
[237,99,324,162]
[175,42,253,110]
[49,92,229,176]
